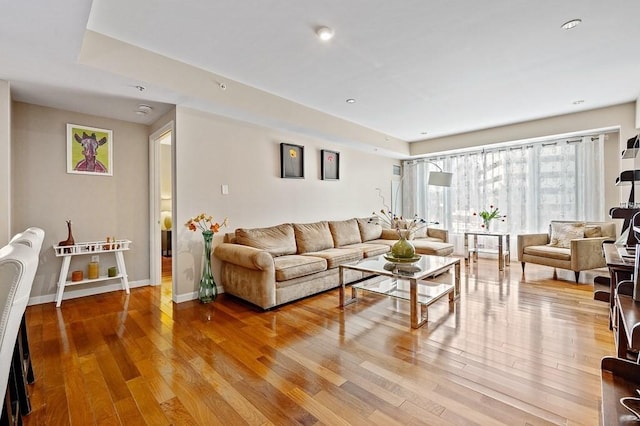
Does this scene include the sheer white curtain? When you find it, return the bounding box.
[402,134,605,252]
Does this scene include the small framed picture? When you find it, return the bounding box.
[67,124,113,176]
[321,149,340,180]
[280,143,304,178]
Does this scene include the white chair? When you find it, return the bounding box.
[8,228,44,404]
[9,227,45,252]
[0,243,38,420]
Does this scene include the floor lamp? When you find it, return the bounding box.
[426,162,453,187]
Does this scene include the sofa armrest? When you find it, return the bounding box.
[517,233,549,259]
[213,243,274,271]
[426,228,448,243]
[571,237,609,271]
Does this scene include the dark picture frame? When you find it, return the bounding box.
[280,143,304,178]
[321,149,340,180]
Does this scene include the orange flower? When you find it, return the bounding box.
[185,213,228,233]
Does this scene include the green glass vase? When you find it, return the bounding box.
[199,230,217,303]
[483,219,491,232]
[391,233,416,258]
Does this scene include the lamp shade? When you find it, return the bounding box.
[427,171,453,187]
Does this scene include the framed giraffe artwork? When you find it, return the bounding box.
[66,123,113,176]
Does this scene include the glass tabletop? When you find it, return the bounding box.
[464,230,510,236]
[342,254,459,281]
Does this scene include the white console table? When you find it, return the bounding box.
[53,240,131,307]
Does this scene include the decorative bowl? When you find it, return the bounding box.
[383,253,421,264]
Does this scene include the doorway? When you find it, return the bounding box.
[149,122,175,305]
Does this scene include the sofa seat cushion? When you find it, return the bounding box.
[274,255,327,281]
[302,248,363,269]
[329,219,362,247]
[523,245,571,261]
[342,243,390,258]
[412,241,454,256]
[235,223,297,257]
[418,236,444,243]
[368,238,395,247]
[294,221,334,253]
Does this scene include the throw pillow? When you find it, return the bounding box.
[584,225,602,238]
[549,222,585,248]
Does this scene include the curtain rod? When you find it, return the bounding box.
[410,133,603,162]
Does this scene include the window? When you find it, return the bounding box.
[402,135,604,236]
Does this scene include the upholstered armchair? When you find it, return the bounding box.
[518,221,616,282]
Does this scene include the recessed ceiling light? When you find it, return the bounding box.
[346,98,356,104]
[561,19,582,30]
[573,100,585,105]
[316,26,335,41]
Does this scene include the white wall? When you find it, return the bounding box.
[12,102,151,303]
[0,81,10,245]
[173,107,399,300]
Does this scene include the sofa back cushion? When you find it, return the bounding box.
[357,217,383,241]
[329,219,362,247]
[594,222,616,239]
[235,223,297,257]
[549,221,585,248]
[294,221,334,253]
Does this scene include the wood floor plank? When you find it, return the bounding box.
[79,354,121,424]
[62,353,96,425]
[159,397,200,425]
[114,397,147,426]
[189,356,274,426]
[23,259,614,425]
[127,376,172,425]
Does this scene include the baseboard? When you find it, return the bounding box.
[27,279,150,306]
[174,291,198,303]
[173,285,224,303]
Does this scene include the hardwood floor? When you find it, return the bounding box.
[22,259,613,425]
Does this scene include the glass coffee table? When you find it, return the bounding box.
[339,255,460,328]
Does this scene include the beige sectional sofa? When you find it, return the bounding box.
[518,220,616,282]
[213,218,452,309]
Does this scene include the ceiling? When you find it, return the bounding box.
[3,1,640,149]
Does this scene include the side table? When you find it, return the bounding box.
[464,231,510,271]
[53,240,131,307]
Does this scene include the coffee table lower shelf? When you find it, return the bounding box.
[351,278,455,328]
[339,255,460,329]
